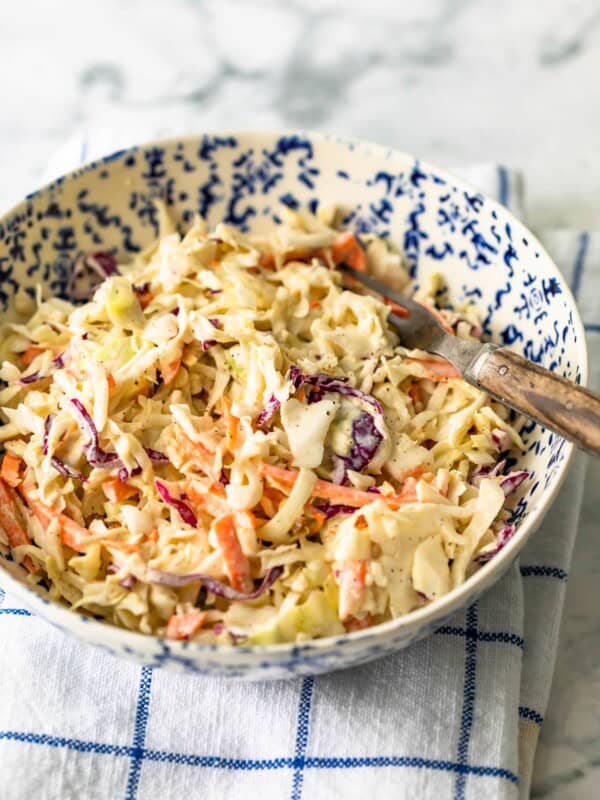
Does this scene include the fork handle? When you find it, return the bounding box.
[467,347,600,455]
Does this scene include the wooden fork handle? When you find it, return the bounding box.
[468,348,600,455]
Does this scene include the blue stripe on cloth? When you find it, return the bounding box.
[0,608,31,616]
[290,676,315,800]
[570,231,589,299]
[435,626,524,650]
[0,730,132,756]
[584,323,600,332]
[124,666,153,800]
[520,566,568,580]
[0,587,5,605]
[0,729,519,784]
[518,706,544,726]
[497,166,510,207]
[455,604,479,800]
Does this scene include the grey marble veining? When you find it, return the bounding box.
[0,1,599,796]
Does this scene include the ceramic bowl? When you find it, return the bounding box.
[0,131,587,679]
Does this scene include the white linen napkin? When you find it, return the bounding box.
[0,133,596,800]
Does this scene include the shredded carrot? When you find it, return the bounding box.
[21,345,46,366]
[309,299,321,310]
[0,479,35,571]
[107,374,116,393]
[1,453,23,487]
[19,483,91,553]
[137,290,154,309]
[187,480,229,518]
[102,479,138,503]
[421,302,454,334]
[345,612,374,632]
[384,297,411,318]
[308,507,326,532]
[259,251,276,270]
[166,609,207,640]
[408,381,423,408]
[213,514,252,593]
[336,560,367,621]
[260,463,417,508]
[176,433,216,477]
[100,539,139,554]
[405,358,460,381]
[160,354,182,385]
[330,231,367,272]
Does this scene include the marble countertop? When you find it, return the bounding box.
[0,1,598,796]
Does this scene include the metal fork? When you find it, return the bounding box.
[339,264,600,455]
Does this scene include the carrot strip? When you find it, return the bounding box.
[259,251,276,270]
[19,484,91,553]
[260,463,417,509]
[408,381,422,408]
[335,560,367,621]
[107,374,116,393]
[166,609,207,640]
[345,612,374,632]
[176,433,216,477]
[331,232,367,272]
[0,479,31,549]
[384,297,411,318]
[102,479,138,503]
[213,514,252,593]
[404,358,460,381]
[160,354,182,385]
[21,345,46,366]
[137,290,154,309]
[420,302,454,334]
[1,453,23,487]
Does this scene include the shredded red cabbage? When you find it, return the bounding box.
[209,318,222,329]
[144,447,169,463]
[315,502,357,519]
[67,251,117,300]
[256,395,281,429]
[476,524,516,563]
[147,565,284,600]
[51,456,86,482]
[19,371,45,385]
[499,471,528,495]
[119,574,137,590]
[133,282,151,295]
[155,480,198,527]
[470,459,507,487]
[201,340,218,351]
[491,428,512,451]
[118,465,142,482]
[330,412,383,485]
[70,398,123,469]
[289,367,383,414]
[42,414,54,455]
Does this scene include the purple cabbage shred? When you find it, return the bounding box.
[499,471,528,495]
[147,565,284,600]
[476,524,516,563]
[70,398,123,469]
[155,480,198,527]
[289,367,383,414]
[256,395,281,429]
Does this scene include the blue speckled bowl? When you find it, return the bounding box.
[0,131,587,679]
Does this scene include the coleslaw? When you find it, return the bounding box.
[0,205,527,644]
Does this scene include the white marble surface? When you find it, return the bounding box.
[0,1,598,796]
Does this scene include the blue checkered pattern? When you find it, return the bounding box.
[0,139,596,799]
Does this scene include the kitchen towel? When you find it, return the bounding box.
[0,132,596,800]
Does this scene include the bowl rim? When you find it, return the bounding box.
[0,127,588,660]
